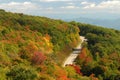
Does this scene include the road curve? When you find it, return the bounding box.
[62,36,86,67]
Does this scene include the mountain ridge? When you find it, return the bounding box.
[0,9,120,80]
[65,17,120,30]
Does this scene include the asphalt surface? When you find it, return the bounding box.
[62,36,85,67]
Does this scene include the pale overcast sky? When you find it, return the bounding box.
[0,0,120,19]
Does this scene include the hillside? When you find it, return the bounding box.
[0,9,120,80]
[0,9,82,80]
[75,23,120,80]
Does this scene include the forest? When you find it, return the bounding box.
[75,23,120,80]
[0,9,120,80]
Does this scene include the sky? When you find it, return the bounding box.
[0,0,120,19]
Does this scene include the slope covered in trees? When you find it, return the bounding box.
[0,9,120,80]
[0,9,83,80]
[75,23,120,80]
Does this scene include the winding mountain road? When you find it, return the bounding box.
[62,36,86,67]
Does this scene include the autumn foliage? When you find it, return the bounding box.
[53,65,69,80]
[77,48,92,65]
[89,74,99,80]
[69,64,82,75]
[32,52,46,65]
[1,9,120,80]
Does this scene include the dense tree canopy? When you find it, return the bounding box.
[75,23,120,80]
[0,10,81,80]
[0,9,120,80]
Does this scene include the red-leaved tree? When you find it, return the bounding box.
[32,52,46,65]
[69,64,82,75]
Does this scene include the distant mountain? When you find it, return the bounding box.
[65,17,120,30]
[1,10,120,80]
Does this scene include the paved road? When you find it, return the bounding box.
[62,36,86,67]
